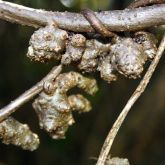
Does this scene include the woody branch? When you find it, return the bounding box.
[0,1,165,32]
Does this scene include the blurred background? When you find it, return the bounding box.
[0,0,165,164]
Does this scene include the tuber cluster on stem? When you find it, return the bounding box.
[27,25,157,83]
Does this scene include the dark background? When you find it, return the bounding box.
[0,0,165,164]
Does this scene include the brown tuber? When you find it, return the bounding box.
[27,25,68,62]
[0,117,39,151]
[33,72,98,139]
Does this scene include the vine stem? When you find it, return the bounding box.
[0,1,165,32]
[96,34,165,165]
[0,65,62,122]
[128,0,165,8]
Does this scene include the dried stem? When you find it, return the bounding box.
[128,0,165,9]
[0,1,165,32]
[0,65,62,123]
[96,34,165,165]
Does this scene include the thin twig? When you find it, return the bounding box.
[0,64,62,122]
[0,1,164,32]
[81,9,117,38]
[128,0,165,9]
[96,34,165,165]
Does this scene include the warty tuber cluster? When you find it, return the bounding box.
[27,25,157,83]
